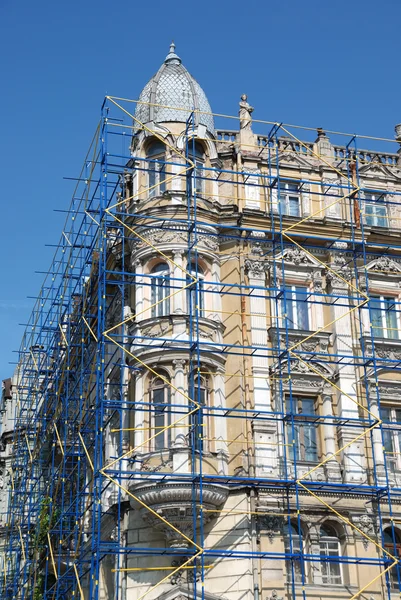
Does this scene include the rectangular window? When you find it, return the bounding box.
[280,182,300,217]
[193,159,205,195]
[286,396,318,462]
[370,296,399,339]
[282,285,310,330]
[365,193,388,227]
[149,161,166,198]
[381,406,401,474]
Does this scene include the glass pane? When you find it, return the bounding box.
[381,407,391,423]
[195,160,204,194]
[289,196,300,217]
[293,423,301,460]
[295,287,309,330]
[385,298,398,339]
[376,204,387,227]
[370,297,383,337]
[149,167,156,197]
[284,287,295,328]
[159,164,166,193]
[302,398,315,414]
[304,425,318,461]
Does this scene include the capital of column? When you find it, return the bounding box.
[245,259,266,280]
[172,359,186,371]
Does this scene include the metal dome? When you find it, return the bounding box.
[134,43,215,134]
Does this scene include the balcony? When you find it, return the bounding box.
[362,335,401,361]
[268,327,331,358]
[129,314,225,355]
[128,481,228,548]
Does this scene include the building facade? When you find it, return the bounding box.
[3,44,401,600]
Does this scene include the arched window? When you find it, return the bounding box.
[384,527,401,589]
[186,262,204,314]
[147,141,166,197]
[284,521,303,583]
[151,263,170,317]
[188,371,209,450]
[150,371,171,451]
[320,524,342,585]
[188,142,205,195]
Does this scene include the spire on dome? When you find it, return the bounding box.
[164,41,181,65]
[134,43,215,134]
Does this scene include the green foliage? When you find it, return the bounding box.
[32,496,60,600]
[33,573,43,600]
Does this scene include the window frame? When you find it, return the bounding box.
[188,372,209,452]
[381,405,401,475]
[319,524,342,586]
[147,142,167,198]
[150,263,170,318]
[286,395,319,463]
[186,262,205,314]
[150,372,172,452]
[280,181,301,217]
[370,294,400,339]
[384,528,401,589]
[364,192,388,228]
[188,142,205,196]
[284,521,304,583]
[281,285,310,331]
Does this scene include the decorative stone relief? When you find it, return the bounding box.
[283,246,312,266]
[367,256,401,274]
[352,514,375,550]
[259,514,283,544]
[170,557,202,585]
[129,482,228,548]
[245,259,265,279]
[364,340,401,361]
[199,234,219,251]
[266,591,283,600]
[141,456,174,473]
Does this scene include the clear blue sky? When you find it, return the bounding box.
[0,0,400,376]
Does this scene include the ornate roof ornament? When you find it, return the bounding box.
[134,43,215,134]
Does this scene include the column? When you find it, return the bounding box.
[321,385,341,482]
[246,259,277,476]
[172,251,185,315]
[327,268,365,483]
[172,359,189,474]
[134,373,145,455]
[368,384,386,484]
[211,259,222,340]
[213,367,228,475]
[134,259,144,319]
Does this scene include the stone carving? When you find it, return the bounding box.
[259,514,282,544]
[266,590,283,600]
[353,514,375,550]
[245,259,265,279]
[129,482,228,548]
[239,94,254,131]
[199,234,219,251]
[141,456,173,473]
[141,320,170,338]
[365,340,401,361]
[312,271,323,293]
[325,267,352,290]
[369,256,401,274]
[283,247,311,266]
[170,557,202,585]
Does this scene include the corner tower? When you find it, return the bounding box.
[134,42,215,135]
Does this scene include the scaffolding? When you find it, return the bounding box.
[3,95,401,600]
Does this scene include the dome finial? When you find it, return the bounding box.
[165,40,181,65]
